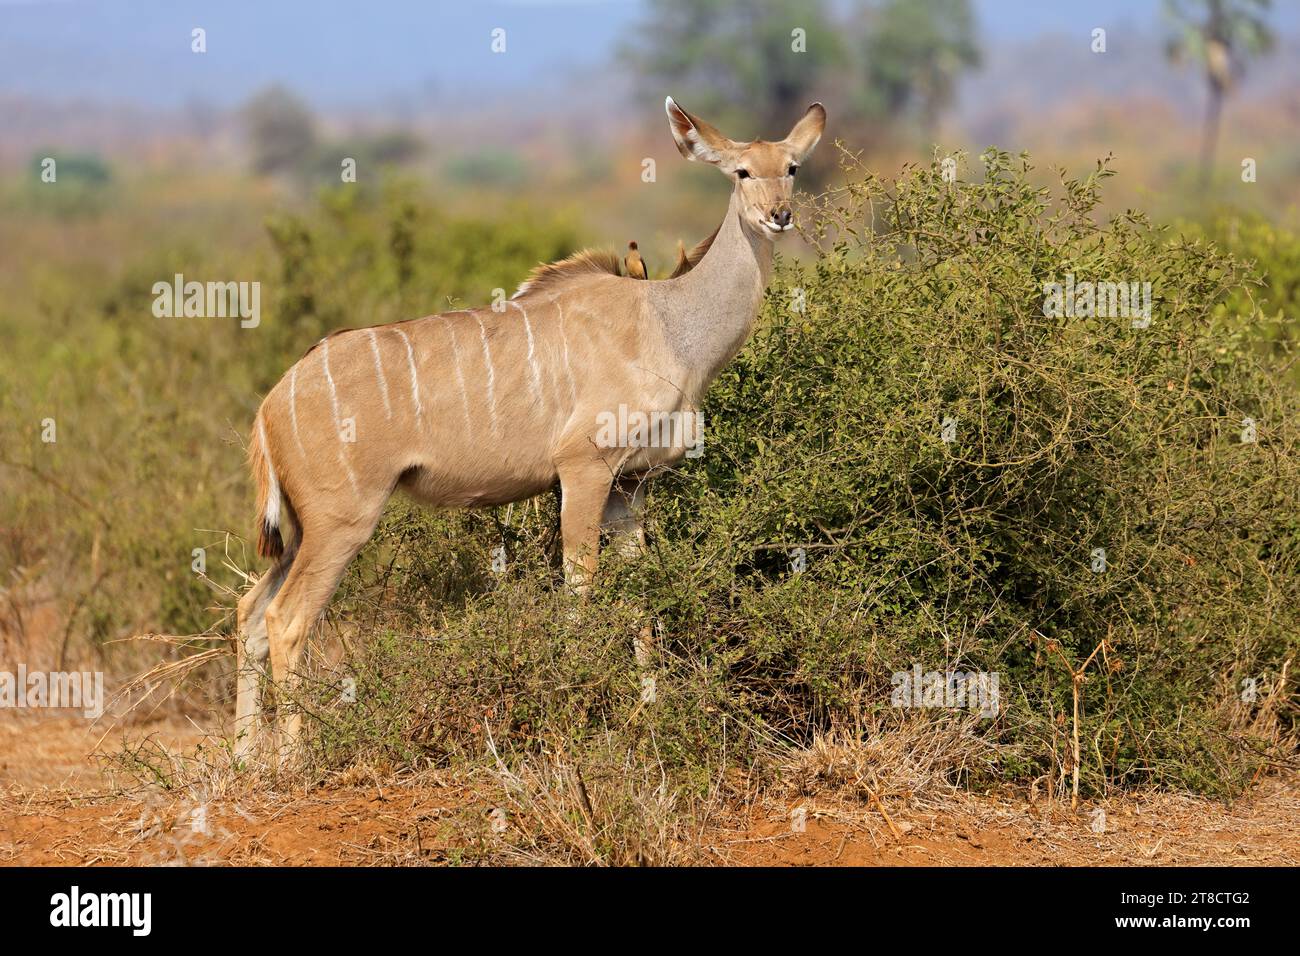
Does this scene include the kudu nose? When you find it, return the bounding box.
[773,208,793,228]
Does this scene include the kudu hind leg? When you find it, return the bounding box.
[264,508,385,756]
[234,555,291,756]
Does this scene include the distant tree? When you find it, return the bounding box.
[27,151,112,218]
[625,0,985,154]
[627,0,845,126]
[241,86,318,176]
[31,152,111,185]
[1164,0,1274,184]
[858,0,980,140]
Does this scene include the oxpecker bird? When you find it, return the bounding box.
[624,241,648,280]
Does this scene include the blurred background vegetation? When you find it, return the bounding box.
[1,1,1297,809]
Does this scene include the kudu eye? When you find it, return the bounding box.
[736,169,751,180]
[788,165,799,177]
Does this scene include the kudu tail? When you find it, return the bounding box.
[250,414,288,560]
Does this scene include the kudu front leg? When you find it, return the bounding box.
[602,476,655,668]
[558,462,614,595]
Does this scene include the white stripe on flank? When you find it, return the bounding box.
[474,314,501,435]
[258,417,281,529]
[366,328,393,420]
[321,338,360,496]
[394,327,424,418]
[537,298,564,413]
[510,301,544,405]
[321,338,342,424]
[288,363,307,457]
[443,316,474,435]
[542,333,562,413]
[557,301,577,404]
[339,451,360,496]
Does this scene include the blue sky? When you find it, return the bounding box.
[1,0,1296,109]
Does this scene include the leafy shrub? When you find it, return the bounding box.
[296,149,1299,800]
[1175,212,1300,386]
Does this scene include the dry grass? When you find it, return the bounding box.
[480,733,707,866]
[777,717,994,807]
[5,707,1296,867]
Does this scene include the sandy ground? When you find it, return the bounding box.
[1,713,1296,866]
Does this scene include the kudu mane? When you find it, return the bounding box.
[670,224,721,278]
[512,226,722,300]
[513,248,623,299]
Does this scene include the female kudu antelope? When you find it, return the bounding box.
[235,96,826,753]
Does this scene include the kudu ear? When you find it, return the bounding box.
[782,103,826,163]
[665,96,740,169]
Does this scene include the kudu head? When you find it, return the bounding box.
[665,96,825,238]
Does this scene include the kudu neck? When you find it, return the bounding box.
[654,189,774,398]
[694,189,775,289]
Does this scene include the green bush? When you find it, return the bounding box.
[296,149,1299,800]
[1175,212,1300,386]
